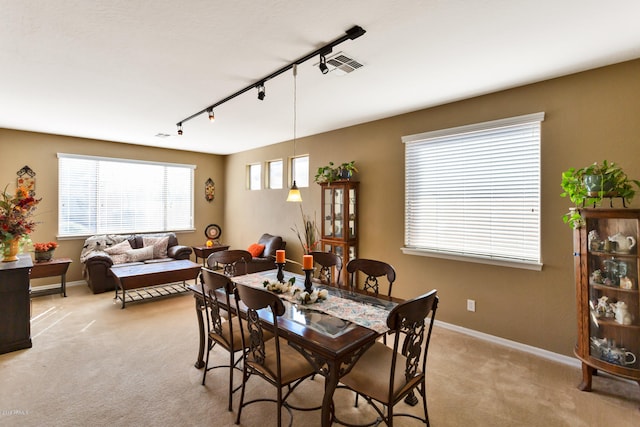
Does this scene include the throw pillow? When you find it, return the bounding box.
[104,240,132,264]
[247,243,265,258]
[126,246,154,262]
[143,236,169,259]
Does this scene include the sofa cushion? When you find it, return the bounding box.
[104,240,133,264]
[247,243,266,257]
[126,246,155,262]
[143,236,169,258]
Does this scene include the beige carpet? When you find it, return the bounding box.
[1,285,639,426]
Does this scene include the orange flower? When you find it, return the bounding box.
[34,241,58,252]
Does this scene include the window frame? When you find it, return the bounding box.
[401,112,544,271]
[290,155,309,188]
[267,159,283,189]
[57,153,195,238]
[247,163,262,190]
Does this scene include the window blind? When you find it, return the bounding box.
[402,112,544,269]
[58,154,194,237]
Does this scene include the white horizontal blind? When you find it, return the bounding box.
[58,154,194,237]
[402,113,544,268]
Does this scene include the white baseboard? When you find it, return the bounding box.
[434,320,581,369]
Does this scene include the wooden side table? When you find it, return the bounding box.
[0,254,32,354]
[30,257,72,297]
[192,245,230,266]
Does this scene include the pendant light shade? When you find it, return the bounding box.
[287,181,302,202]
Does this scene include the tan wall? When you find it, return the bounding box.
[225,58,640,356]
[0,130,225,287]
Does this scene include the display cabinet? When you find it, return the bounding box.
[320,180,358,286]
[573,208,640,393]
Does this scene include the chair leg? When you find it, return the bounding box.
[235,367,248,425]
[228,352,234,411]
[201,338,212,386]
[277,386,283,427]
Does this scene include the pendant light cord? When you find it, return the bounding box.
[293,64,297,158]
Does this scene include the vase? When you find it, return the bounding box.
[35,249,54,262]
[2,238,21,262]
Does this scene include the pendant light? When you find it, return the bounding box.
[287,64,302,202]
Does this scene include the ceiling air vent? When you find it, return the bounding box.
[318,51,364,75]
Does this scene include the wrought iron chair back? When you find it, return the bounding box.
[309,250,344,287]
[207,249,251,277]
[346,258,397,297]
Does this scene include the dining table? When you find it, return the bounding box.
[189,269,398,427]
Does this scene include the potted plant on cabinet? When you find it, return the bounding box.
[560,160,640,228]
[314,161,358,184]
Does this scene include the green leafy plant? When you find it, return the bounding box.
[560,160,640,228]
[314,160,358,184]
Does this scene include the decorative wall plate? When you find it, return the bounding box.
[205,224,222,240]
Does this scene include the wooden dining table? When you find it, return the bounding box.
[189,269,398,427]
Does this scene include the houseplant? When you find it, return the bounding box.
[314,161,358,184]
[1,185,40,261]
[34,241,58,262]
[560,160,640,228]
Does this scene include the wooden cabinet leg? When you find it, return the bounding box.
[578,363,593,391]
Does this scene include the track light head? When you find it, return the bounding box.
[319,54,329,74]
[207,109,215,122]
[257,83,266,101]
[177,123,183,135]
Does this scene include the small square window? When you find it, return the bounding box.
[268,160,283,189]
[291,155,309,188]
[248,163,262,190]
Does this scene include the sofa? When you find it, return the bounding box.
[245,233,286,274]
[81,232,192,294]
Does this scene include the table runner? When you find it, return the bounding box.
[233,270,396,334]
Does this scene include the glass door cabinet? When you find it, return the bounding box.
[320,180,358,286]
[573,208,640,395]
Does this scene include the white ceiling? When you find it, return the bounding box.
[2,0,640,155]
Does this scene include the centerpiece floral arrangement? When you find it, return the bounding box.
[1,185,41,259]
[263,277,296,294]
[292,286,328,305]
[262,276,329,305]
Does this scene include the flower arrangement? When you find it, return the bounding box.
[292,286,328,305]
[263,277,296,294]
[34,241,58,252]
[1,185,41,243]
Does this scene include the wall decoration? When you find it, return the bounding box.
[205,178,215,202]
[205,224,222,241]
[16,165,36,195]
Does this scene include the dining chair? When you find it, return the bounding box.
[233,283,317,427]
[206,249,252,277]
[199,268,247,411]
[309,250,343,287]
[346,258,397,297]
[335,289,439,427]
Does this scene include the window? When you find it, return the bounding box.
[291,155,309,187]
[248,163,262,190]
[401,112,544,270]
[58,153,194,237]
[268,160,283,189]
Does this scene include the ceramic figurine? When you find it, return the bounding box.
[614,301,633,325]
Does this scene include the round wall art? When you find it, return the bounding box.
[205,224,222,240]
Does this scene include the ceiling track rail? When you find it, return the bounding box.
[176,25,366,132]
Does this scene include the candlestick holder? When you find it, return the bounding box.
[276,262,286,283]
[303,268,314,293]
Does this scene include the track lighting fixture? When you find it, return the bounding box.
[208,109,215,122]
[319,54,329,74]
[257,83,266,101]
[176,25,366,132]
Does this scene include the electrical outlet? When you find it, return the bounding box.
[467,299,476,312]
